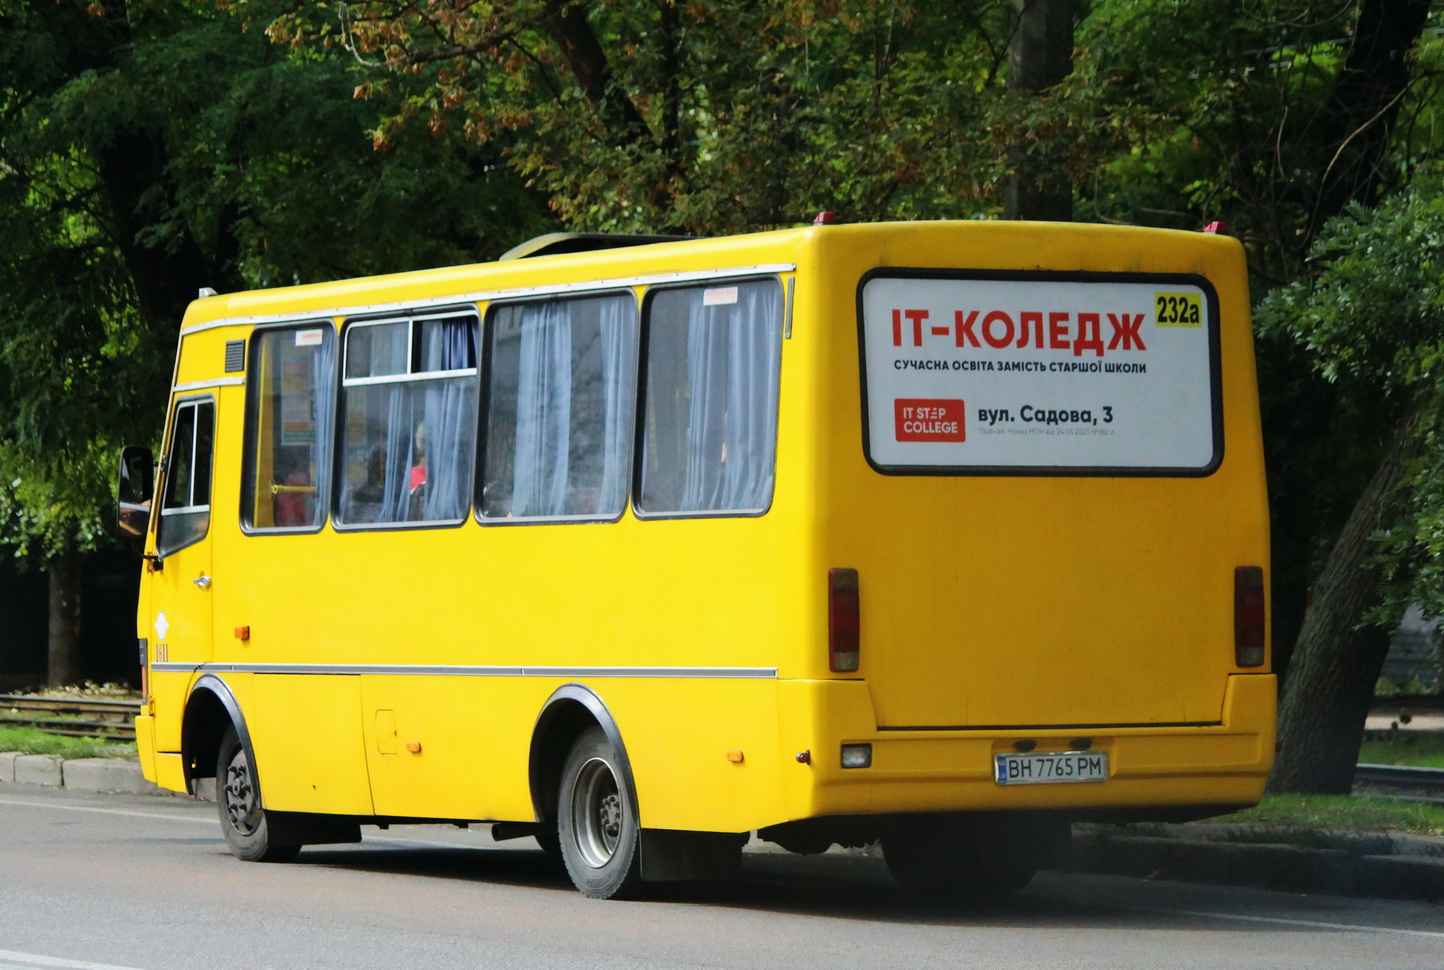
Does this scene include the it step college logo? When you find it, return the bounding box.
[894,398,966,443]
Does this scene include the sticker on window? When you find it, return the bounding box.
[703,286,739,307]
[860,274,1219,474]
[295,329,325,347]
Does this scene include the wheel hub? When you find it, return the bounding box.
[571,757,625,869]
[223,750,262,836]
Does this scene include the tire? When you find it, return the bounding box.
[557,726,642,899]
[216,726,301,863]
[881,819,1035,898]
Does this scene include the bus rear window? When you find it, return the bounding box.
[859,272,1221,476]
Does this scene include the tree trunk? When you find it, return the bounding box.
[1004,0,1073,221]
[1268,401,1421,794]
[1305,0,1431,244]
[47,550,83,688]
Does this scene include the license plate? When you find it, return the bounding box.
[994,750,1109,786]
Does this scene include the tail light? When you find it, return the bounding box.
[829,568,860,672]
[1234,566,1265,667]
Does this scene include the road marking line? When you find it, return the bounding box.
[1172,908,1444,940]
[0,798,501,849]
[0,798,212,825]
[0,949,149,970]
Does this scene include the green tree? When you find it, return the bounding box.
[1257,183,1444,792]
[0,0,552,684]
[275,0,1077,231]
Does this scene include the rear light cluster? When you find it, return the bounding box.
[1234,566,1266,667]
[828,568,860,672]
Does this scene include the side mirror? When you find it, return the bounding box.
[117,445,154,538]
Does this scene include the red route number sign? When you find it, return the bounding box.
[894,398,966,443]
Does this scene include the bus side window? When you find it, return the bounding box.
[241,325,335,532]
[157,398,214,557]
[337,312,478,527]
[636,279,783,516]
[480,293,638,521]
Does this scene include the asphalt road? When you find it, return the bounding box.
[1,787,1441,970]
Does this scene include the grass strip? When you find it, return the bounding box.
[0,725,136,759]
[1359,731,1444,768]
[1203,793,1444,838]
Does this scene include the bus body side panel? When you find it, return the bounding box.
[243,675,373,816]
[354,674,788,832]
[359,672,543,822]
[218,530,375,816]
[580,677,788,833]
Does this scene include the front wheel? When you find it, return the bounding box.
[557,726,642,899]
[216,726,300,863]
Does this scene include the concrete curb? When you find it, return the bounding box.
[0,752,160,795]
[15,754,63,786]
[1074,828,1444,902]
[62,757,164,795]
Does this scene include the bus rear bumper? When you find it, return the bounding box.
[779,673,1276,822]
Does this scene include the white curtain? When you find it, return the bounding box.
[372,325,413,523]
[511,302,573,517]
[419,319,478,521]
[596,297,634,511]
[673,282,782,512]
[492,296,636,519]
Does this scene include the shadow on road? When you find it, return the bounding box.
[287,839,1244,930]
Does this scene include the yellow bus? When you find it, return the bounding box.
[117,219,1273,899]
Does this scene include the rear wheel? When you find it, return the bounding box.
[881,817,1035,898]
[216,726,300,863]
[557,726,641,899]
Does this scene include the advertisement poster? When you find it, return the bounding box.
[860,273,1220,474]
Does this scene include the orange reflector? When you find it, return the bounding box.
[234,626,250,641]
[406,741,422,754]
[726,750,745,763]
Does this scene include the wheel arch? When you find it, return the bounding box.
[182,673,249,794]
[528,684,637,825]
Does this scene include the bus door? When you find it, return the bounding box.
[149,395,217,674]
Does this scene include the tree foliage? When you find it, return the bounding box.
[1258,180,1444,633]
[0,0,553,564]
[273,0,1136,230]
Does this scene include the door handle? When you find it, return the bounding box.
[193,575,212,589]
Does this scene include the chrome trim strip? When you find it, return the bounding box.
[150,662,778,679]
[172,377,245,393]
[158,504,210,516]
[341,368,477,388]
[179,318,252,336]
[178,264,796,336]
